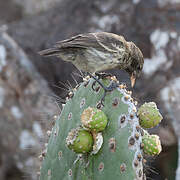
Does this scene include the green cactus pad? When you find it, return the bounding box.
[142,132,162,156]
[81,107,108,132]
[137,102,163,128]
[66,128,93,153]
[40,77,145,180]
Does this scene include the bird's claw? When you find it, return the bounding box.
[87,72,119,106]
[92,80,97,91]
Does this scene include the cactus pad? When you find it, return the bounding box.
[39,76,159,180]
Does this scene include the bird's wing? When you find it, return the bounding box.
[55,32,126,52]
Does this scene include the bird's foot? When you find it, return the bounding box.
[100,81,118,106]
[87,73,107,91]
[87,72,112,91]
[87,73,118,106]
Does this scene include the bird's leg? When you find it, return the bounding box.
[87,72,118,106]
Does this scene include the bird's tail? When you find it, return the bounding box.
[38,47,60,57]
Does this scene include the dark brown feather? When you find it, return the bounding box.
[39,47,60,56]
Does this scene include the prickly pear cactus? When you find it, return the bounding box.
[40,76,160,180]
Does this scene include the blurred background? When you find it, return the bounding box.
[0,0,180,179]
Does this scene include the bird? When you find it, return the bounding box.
[39,32,144,88]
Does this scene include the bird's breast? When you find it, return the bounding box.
[73,47,128,72]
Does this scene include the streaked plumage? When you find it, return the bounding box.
[39,32,144,86]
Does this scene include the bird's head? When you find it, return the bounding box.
[125,42,144,87]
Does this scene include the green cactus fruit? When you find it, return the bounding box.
[81,107,108,132]
[142,131,162,156]
[137,102,163,128]
[66,127,93,153]
[40,76,145,180]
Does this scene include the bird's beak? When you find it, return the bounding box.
[130,73,136,87]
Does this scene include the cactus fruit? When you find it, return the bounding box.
[40,76,162,180]
[142,131,162,156]
[137,102,163,129]
[81,107,108,132]
[66,127,93,153]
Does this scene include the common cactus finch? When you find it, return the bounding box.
[39,32,144,102]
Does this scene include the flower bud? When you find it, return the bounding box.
[66,128,93,153]
[137,102,163,128]
[81,107,108,132]
[142,132,162,156]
